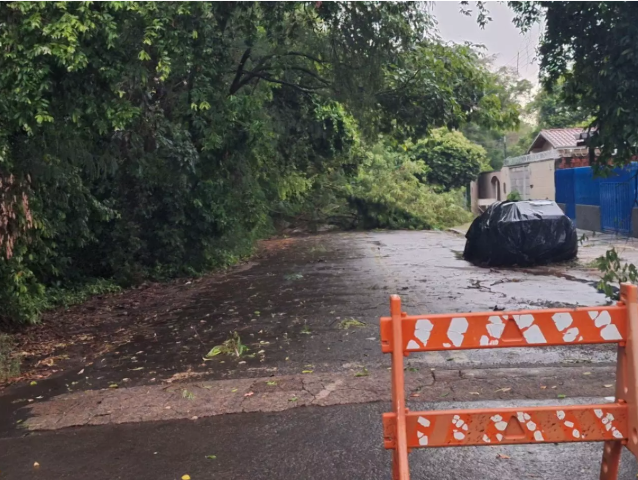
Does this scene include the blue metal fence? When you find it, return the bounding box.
[555,163,638,235]
[555,168,576,220]
[573,167,600,206]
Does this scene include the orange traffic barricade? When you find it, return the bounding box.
[380,283,638,480]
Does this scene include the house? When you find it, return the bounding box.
[470,128,588,213]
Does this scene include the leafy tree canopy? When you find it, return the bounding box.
[510,2,638,165]
[0,1,518,325]
[525,78,591,130]
[411,128,489,191]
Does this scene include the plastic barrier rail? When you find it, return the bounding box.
[379,284,638,480]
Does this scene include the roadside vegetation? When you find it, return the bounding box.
[3,1,633,332]
[0,2,522,328]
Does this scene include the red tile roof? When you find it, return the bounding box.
[529,128,584,152]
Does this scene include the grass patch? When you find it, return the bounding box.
[45,278,122,309]
[0,334,20,382]
[339,318,366,329]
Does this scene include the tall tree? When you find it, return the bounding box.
[0,2,519,324]
[510,2,638,165]
[462,65,532,169]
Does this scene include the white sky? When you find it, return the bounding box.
[431,1,542,85]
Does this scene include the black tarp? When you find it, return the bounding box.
[463,200,578,267]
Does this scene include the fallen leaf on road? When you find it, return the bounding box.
[302,370,313,374]
[231,388,238,393]
[497,454,510,460]
[540,386,547,389]
[182,476,191,480]
[557,394,567,399]
[551,386,557,389]
[33,462,40,469]
[583,372,591,375]
[77,369,84,375]
[604,384,614,388]
[266,381,277,386]
[108,384,118,389]
[355,368,369,377]
[244,392,254,397]
[129,367,145,371]
[469,392,480,396]
[30,381,37,386]
[410,393,420,398]
[495,387,511,393]
[289,397,298,402]
[440,392,450,398]
[205,455,217,460]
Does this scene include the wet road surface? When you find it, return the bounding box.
[1,399,636,480]
[1,230,633,479]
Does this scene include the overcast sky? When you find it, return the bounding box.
[431,1,542,85]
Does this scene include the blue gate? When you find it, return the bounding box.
[555,169,575,220]
[600,181,635,234]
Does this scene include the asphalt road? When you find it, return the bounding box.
[2,400,636,480]
[1,230,635,479]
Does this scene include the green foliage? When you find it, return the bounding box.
[44,279,121,310]
[506,190,522,202]
[595,247,638,300]
[0,2,519,325]
[206,332,249,358]
[346,144,473,230]
[0,334,20,382]
[511,2,638,166]
[461,65,532,170]
[411,128,489,191]
[525,79,591,130]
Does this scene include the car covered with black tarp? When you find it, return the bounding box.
[463,200,578,267]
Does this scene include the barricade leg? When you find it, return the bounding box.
[390,295,410,480]
[600,345,626,480]
[601,283,638,479]
[600,440,622,480]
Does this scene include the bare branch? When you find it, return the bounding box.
[288,66,331,85]
[229,48,252,95]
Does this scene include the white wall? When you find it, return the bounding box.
[528,158,555,200]
[500,159,555,201]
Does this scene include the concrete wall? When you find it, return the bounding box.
[469,180,479,215]
[527,159,555,200]
[473,159,553,206]
[500,166,511,199]
[575,204,601,231]
[477,171,501,200]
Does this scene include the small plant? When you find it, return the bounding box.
[596,247,638,299]
[205,332,249,358]
[339,318,366,329]
[300,324,312,335]
[182,389,195,400]
[506,190,521,201]
[0,334,20,382]
[578,232,589,246]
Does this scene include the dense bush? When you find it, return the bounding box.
[346,144,473,230]
[0,2,517,325]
